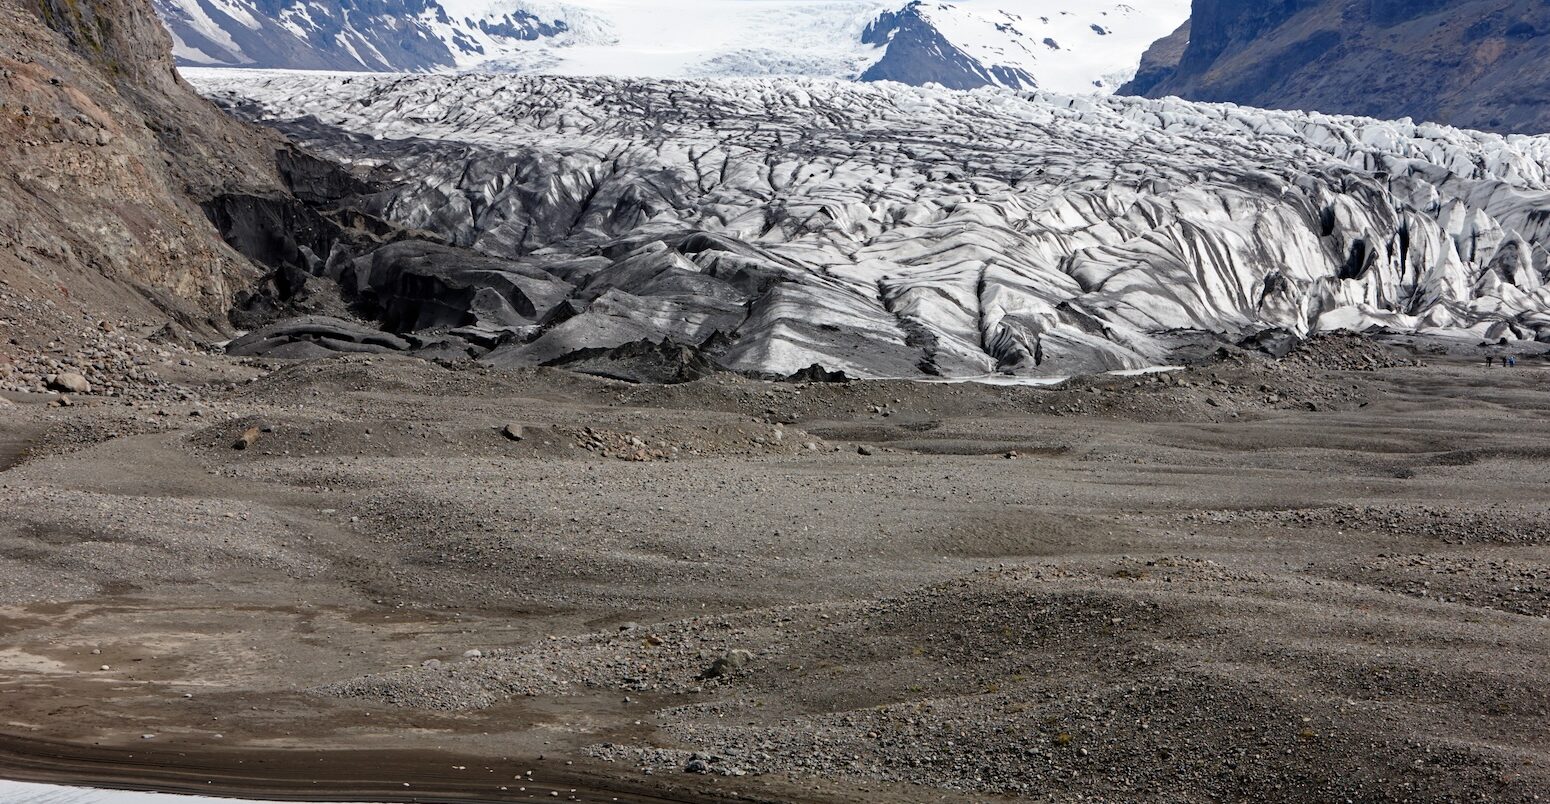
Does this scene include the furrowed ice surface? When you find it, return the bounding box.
[190,70,1550,379]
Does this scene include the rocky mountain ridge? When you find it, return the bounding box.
[860,2,1038,90]
[1122,0,1550,135]
[151,0,587,72]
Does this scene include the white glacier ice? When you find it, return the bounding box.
[189,69,1550,377]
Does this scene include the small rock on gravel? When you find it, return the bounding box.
[700,648,753,679]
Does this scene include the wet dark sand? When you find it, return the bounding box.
[0,733,744,803]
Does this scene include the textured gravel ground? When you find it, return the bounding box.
[0,342,1546,802]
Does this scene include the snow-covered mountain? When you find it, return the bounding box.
[152,0,609,72]
[861,1,1192,92]
[155,0,1190,93]
[190,69,1550,378]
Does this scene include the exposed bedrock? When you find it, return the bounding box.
[1121,0,1550,135]
[0,0,282,338]
[192,72,1550,379]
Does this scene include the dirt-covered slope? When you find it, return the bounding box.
[0,0,281,344]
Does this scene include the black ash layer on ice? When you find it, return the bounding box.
[193,71,1550,379]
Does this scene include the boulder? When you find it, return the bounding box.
[47,372,91,394]
[1239,328,1302,359]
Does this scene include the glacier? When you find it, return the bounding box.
[189,69,1550,379]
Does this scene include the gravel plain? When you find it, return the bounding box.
[0,337,1546,803]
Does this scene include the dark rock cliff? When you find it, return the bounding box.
[1121,0,1550,134]
[1123,19,1190,97]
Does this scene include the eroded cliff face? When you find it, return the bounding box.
[0,0,281,341]
[1122,0,1550,135]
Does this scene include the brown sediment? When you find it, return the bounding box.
[0,420,42,472]
[0,349,1546,802]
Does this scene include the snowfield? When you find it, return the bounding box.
[190,69,1550,378]
[894,0,1192,92]
[474,0,888,78]
[156,0,1191,92]
[464,0,1190,92]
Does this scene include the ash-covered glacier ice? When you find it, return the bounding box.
[190,69,1550,379]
